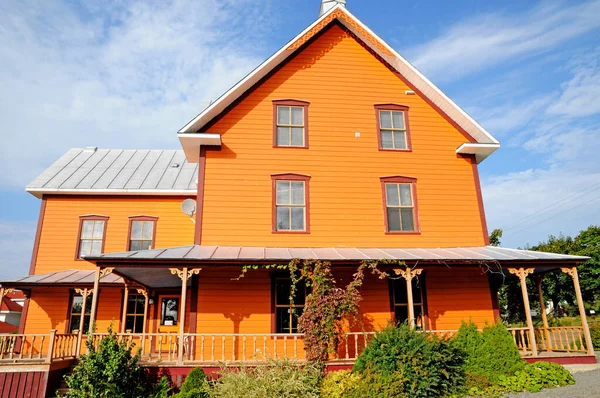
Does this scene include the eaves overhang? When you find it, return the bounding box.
[178,133,222,162]
[456,143,501,164]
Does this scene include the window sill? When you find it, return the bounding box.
[273,145,309,149]
[272,230,310,234]
[379,148,412,152]
[385,231,421,235]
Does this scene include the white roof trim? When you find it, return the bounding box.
[456,143,500,164]
[26,188,196,199]
[178,133,222,162]
[178,5,499,153]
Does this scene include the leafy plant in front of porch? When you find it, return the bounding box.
[172,367,210,398]
[61,325,171,398]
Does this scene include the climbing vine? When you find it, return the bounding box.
[235,258,404,362]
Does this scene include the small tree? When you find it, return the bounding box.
[63,326,167,398]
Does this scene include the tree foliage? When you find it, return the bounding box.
[489,228,503,247]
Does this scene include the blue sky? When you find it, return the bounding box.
[0,0,599,278]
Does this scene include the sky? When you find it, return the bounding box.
[0,0,599,278]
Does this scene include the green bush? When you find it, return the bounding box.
[62,326,168,398]
[320,370,360,398]
[452,320,524,382]
[343,370,408,398]
[173,367,210,398]
[210,359,322,398]
[353,324,465,397]
[589,322,600,349]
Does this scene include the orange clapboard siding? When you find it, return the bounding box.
[95,288,124,333]
[426,267,495,330]
[201,23,486,247]
[35,196,195,275]
[24,289,70,335]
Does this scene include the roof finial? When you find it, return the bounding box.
[319,0,346,16]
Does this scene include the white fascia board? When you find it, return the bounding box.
[178,133,222,162]
[177,5,343,134]
[26,188,197,199]
[456,143,500,163]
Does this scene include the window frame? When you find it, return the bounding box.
[374,104,412,151]
[271,275,307,334]
[272,99,310,149]
[124,293,146,333]
[75,215,109,260]
[380,176,420,234]
[66,290,93,334]
[127,216,158,251]
[388,275,429,330]
[271,173,311,234]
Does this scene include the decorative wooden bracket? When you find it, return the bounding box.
[0,288,14,299]
[393,268,423,281]
[136,287,149,299]
[561,267,577,279]
[74,288,93,298]
[169,268,202,281]
[508,268,534,279]
[99,267,115,279]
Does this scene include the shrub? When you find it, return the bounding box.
[320,370,361,398]
[353,324,465,397]
[62,326,166,398]
[343,370,408,398]
[173,367,210,398]
[210,359,322,398]
[589,321,600,349]
[452,320,524,382]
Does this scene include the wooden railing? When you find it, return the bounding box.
[0,326,592,365]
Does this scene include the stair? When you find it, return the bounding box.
[52,364,76,397]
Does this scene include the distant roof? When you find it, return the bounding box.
[178,5,499,162]
[0,270,123,287]
[87,245,589,265]
[27,148,198,198]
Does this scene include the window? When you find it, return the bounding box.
[69,293,93,333]
[128,216,157,251]
[272,174,310,233]
[375,104,411,151]
[274,278,307,333]
[381,176,419,233]
[392,277,425,329]
[273,100,309,148]
[125,294,145,333]
[160,297,179,326]
[77,216,108,259]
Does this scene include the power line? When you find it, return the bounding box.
[502,180,600,231]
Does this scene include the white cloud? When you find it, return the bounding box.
[0,221,36,279]
[406,0,600,83]
[0,0,271,189]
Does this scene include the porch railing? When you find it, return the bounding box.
[0,326,592,365]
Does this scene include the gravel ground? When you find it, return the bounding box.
[507,354,600,398]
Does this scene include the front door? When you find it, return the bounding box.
[156,295,180,354]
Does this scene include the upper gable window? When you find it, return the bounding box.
[273,100,309,148]
[128,216,158,251]
[375,104,411,151]
[77,215,108,259]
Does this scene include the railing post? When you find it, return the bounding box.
[508,268,538,356]
[46,330,57,363]
[562,267,595,355]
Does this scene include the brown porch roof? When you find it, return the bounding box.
[0,270,123,288]
[85,245,589,265]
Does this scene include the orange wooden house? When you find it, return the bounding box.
[0,1,595,396]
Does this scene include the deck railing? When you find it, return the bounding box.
[0,326,591,365]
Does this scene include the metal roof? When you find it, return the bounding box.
[87,245,589,264]
[0,270,123,287]
[178,5,499,163]
[26,148,198,198]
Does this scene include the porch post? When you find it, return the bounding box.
[394,267,423,329]
[75,288,90,356]
[121,283,129,333]
[179,267,188,365]
[534,276,552,352]
[508,268,537,356]
[88,267,101,334]
[561,267,594,355]
[137,288,149,333]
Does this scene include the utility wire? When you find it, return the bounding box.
[502,180,600,231]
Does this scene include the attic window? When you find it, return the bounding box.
[375,104,411,151]
[273,100,309,148]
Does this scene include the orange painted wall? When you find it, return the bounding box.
[24,289,70,334]
[34,196,195,275]
[426,267,495,330]
[201,23,486,247]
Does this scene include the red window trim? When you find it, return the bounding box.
[374,104,412,152]
[75,215,109,260]
[127,216,158,251]
[380,176,420,234]
[272,99,310,149]
[271,173,311,234]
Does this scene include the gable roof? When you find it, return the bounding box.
[178,5,499,162]
[26,148,198,198]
